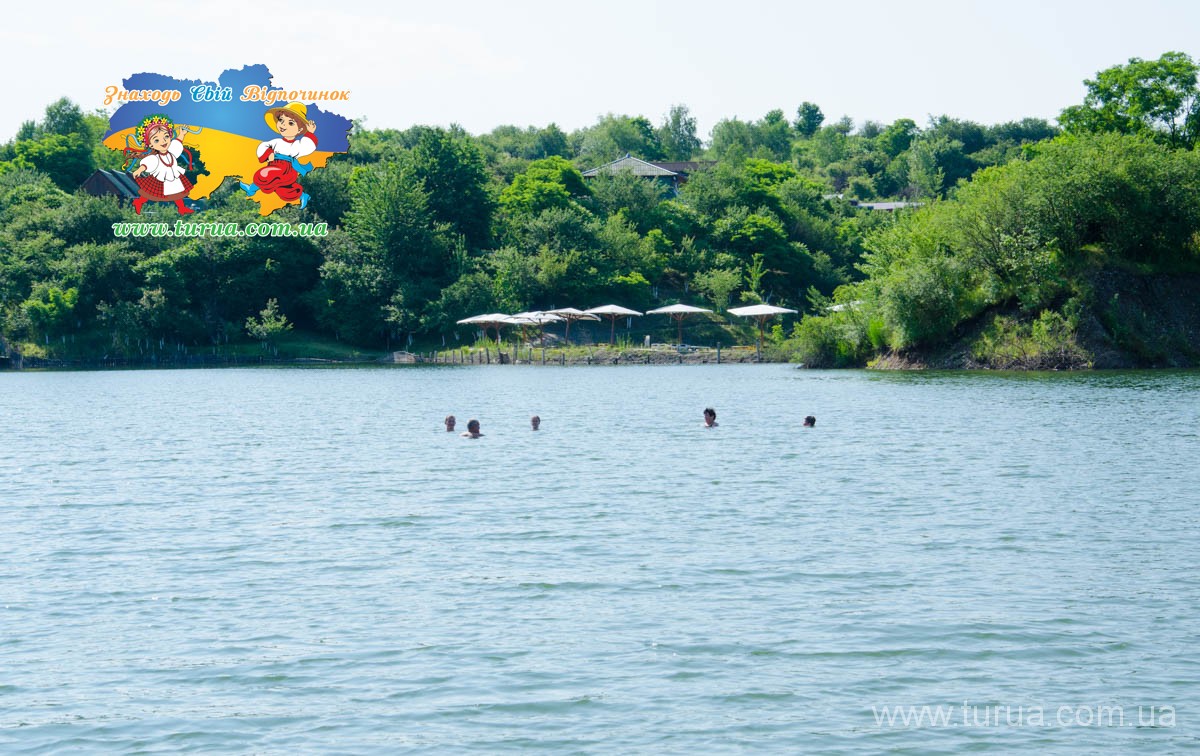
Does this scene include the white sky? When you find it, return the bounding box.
[4,0,1199,142]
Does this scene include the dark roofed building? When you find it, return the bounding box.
[582,154,715,193]
[81,169,141,206]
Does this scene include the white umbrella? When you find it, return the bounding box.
[728,304,798,359]
[512,311,564,324]
[457,313,512,343]
[457,312,512,324]
[645,303,714,345]
[502,315,540,347]
[511,311,563,346]
[545,307,601,344]
[584,304,643,344]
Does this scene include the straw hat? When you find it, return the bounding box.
[265,102,311,134]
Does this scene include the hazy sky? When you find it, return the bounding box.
[4,0,1199,142]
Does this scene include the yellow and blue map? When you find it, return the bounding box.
[103,65,352,215]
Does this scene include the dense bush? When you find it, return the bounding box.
[785,130,1200,364]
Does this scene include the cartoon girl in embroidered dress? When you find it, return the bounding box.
[128,114,194,215]
[240,101,317,209]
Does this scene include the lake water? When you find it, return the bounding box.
[1,365,1197,753]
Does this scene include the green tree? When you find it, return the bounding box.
[694,267,742,311]
[53,241,141,323]
[344,161,449,282]
[533,124,570,159]
[499,156,590,216]
[757,109,794,161]
[320,161,457,343]
[20,284,78,342]
[906,137,949,198]
[409,126,493,248]
[3,99,99,191]
[795,101,825,138]
[709,118,756,160]
[303,160,353,227]
[858,121,884,139]
[926,115,987,154]
[743,253,767,303]
[877,118,918,158]
[245,298,293,352]
[40,98,88,138]
[988,118,1057,145]
[422,269,500,333]
[658,104,702,160]
[8,134,93,191]
[1060,51,1200,148]
[586,168,667,233]
[577,114,666,162]
[812,124,849,165]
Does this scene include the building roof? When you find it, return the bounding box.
[851,200,923,211]
[582,155,677,177]
[82,169,141,199]
[651,161,715,173]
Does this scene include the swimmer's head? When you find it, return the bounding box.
[531,415,540,430]
[803,415,816,427]
[704,408,717,426]
[445,414,456,431]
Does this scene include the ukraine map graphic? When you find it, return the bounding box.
[104,65,352,216]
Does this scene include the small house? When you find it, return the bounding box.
[582,155,715,194]
[81,169,141,206]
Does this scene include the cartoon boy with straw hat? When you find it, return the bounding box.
[240,101,317,209]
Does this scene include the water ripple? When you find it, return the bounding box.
[1,366,1197,752]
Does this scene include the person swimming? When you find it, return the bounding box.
[703,408,718,428]
[445,415,457,432]
[461,419,483,438]
[803,415,816,427]
[531,415,541,431]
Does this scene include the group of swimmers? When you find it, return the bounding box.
[444,414,540,438]
[701,408,815,428]
[445,410,814,438]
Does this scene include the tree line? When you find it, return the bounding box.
[1,52,1197,362]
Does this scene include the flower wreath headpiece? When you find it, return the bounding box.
[122,114,194,171]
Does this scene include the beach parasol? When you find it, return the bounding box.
[728,303,798,359]
[545,307,601,344]
[457,313,512,344]
[511,311,563,347]
[584,305,643,344]
[645,303,714,345]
